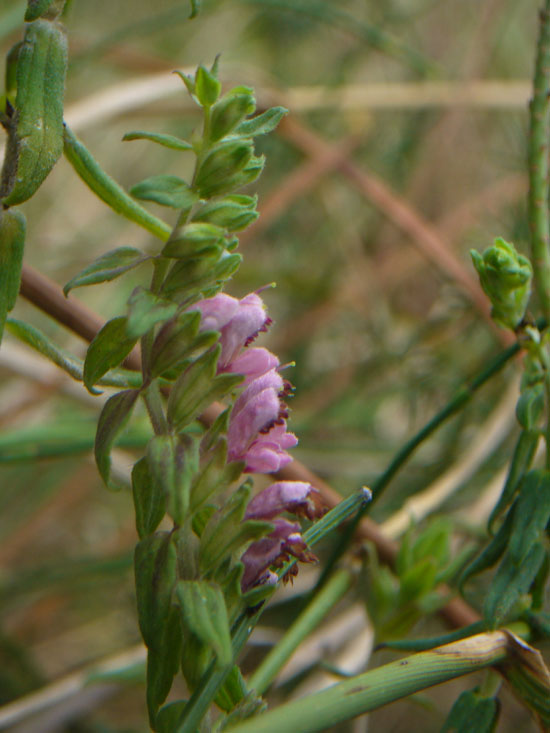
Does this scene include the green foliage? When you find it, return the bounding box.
[441,689,499,732]
[470,238,533,331]
[0,208,25,343]
[63,246,150,295]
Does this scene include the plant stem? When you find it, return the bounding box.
[528,1,550,320]
[226,631,520,733]
[249,568,353,696]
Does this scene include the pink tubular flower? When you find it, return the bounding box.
[240,518,316,591]
[222,346,279,385]
[227,369,297,472]
[245,481,320,521]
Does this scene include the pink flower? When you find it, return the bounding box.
[245,481,320,521]
[221,346,279,384]
[227,369,297,472]
[240,518,316,591]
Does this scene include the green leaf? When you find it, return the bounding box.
[199,485,271,577]
[167,347,243,430]
[484,541,546,627]
[63,126,172,241]
[508,470,550,564]
[126,287,178,340]
[399,557,438,602]
[175,580,232,667]
[147,435,198,524]
[516,384,545,430]
[234,107,288,137]
[63,247,149,295]
[83,316,138,392]
[161,251,242,302]
[130,175,198,210]
[190,439,243,512]
[156,701,188,733]
[441,689,499,732]
[150,311,218,379]
[488,430,539,533]
[193,195,259,232]
[132,456,166,539]
[134,532,181,725]
[195,64,221,107]
[459,504,516,592]
[95,389,139,488]
[123,130,193,151]
[6,318,143,389]
[0,208,25,344]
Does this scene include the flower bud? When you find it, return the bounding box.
[470,238,532,330]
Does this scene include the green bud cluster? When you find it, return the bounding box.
[470,238,532,331]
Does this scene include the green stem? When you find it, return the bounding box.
[249,568,353,696]
[226,631,518,733]
[529,1,550,320]
[142,380,168,435]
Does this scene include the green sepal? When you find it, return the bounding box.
[2,20,67,206]
[123,130,193,151]
[488,430,539,533]
[441,689,499,733]
[484,541,545,627]
[95,389,139,489]
[516,384,545,430]
[167,346,243,431]
[6,318,143,388]
[83,316,138,392]
[130,175,198,211]
[195,64,221,107]
[175,580,232,667]
[199,484,272,577]
[235,106,288,137]
[150,311,218,379]
[147,434,198,525]
[209,88,256,142]
[132,456,166,539]
[126,287,178,340]
[173,70,196,98]
[134,532,181,724]
[162,222,226,258]
[222,154,265,194]
[190,439,243,512]
[156,701,188,733]
[25,0,66,21]
[0,208,25,344]
[161,251,242,303]
[193,195,259,232]
[63,247,149,295]
[194,139,254,198]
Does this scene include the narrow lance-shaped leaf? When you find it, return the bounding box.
[175,580,232,667]
[147,435,198,525]
[441,689,499,733]
[234,106,288,137]
[63,125,172,241]
[83,316,137,393]
[132,457,166,540]
[507,469,550,564]
[134,532,181,725]
[95,389,139,488]
[123,130,193,151]
[0,208,25,344]
[63,247,150,296]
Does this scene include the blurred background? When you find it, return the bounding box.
[0,0,544,730]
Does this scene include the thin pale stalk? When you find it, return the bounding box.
[227,631,519,733]
[249,568,353,695]
[529,2,550,319]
